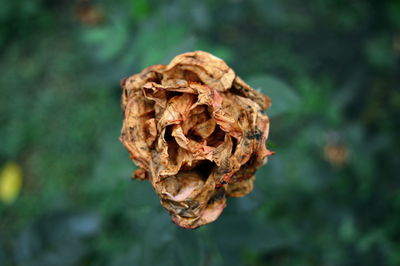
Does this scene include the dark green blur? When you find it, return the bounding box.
[0,0,399,265]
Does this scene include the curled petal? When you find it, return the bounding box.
[164,51,236,92]
[120,51,272,228]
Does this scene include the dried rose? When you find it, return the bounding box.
[120,51,273,229]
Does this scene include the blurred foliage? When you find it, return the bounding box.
[0,0,399,265]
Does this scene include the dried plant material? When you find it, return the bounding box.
[75,0,105,26]
[324,132,350,167]
[120,51,273,229]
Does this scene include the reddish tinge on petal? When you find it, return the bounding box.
[120,51,272,229]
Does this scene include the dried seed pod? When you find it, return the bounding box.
[120,51,273,229]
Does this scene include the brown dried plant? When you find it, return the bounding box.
[120,51,273,228]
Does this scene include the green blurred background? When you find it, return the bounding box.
[0,0,399,265]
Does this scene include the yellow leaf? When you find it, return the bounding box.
[0,162,23,204]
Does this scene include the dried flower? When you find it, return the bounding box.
[75,0,105,26]
[120,51,272,228]
[324,132,350,167]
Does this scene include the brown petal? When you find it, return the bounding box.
[120,51,273,229]
[192,118,216,139]
[233,76,272,110]
[164,51,236,92]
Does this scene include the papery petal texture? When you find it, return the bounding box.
[120,51,272,229]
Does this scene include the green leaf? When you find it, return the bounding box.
[131,0,151,21]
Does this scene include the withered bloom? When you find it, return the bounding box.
[120,51,273,228]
